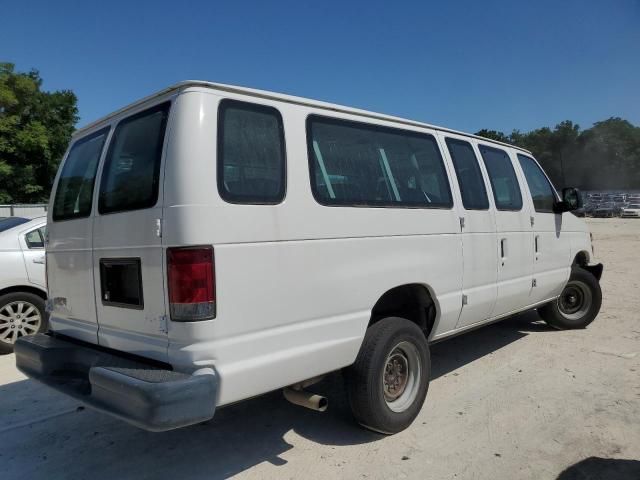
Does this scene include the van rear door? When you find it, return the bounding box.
[48,128,110,343]
[92,102,171,360]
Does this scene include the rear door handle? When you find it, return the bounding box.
[33,256,45,264]
[500,238,507,265]
[535,235,540,260]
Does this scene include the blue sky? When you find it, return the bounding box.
[2,0,639,133]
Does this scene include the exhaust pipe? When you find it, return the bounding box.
[283,387,328,412]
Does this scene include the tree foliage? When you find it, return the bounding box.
[0,63,78,203]
[476,118,640,190]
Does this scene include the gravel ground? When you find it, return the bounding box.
[0,217,638,480]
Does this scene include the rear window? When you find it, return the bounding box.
[307,116,452,208]
[0,217,30,232]
[25,228,45,249]
[98,103,170,214]
[217,100,286,204]
[52,128,110,221]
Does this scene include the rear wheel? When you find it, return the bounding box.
[0,292,48,354]
[344,317,430,434]
[538,268,602,330]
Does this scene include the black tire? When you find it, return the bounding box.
[0,292,48,354]
[538,268,602,330]
[344,317,430,434]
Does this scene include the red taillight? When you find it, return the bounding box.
[167,246,215,321]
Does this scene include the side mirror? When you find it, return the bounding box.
[554,187,582,213]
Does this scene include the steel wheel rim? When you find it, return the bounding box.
[0,301,42,345]
[382,341,421,413]
[557,280,592,321]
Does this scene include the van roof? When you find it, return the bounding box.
[74,80,532,155]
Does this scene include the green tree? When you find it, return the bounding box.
[0,63,78,203]
[475,129,511,144]
[477,118,640,190]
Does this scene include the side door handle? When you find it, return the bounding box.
[535,235,540,261]
[33,255,45,264]
[500,238,507,266]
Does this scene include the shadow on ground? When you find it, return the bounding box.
[0,311,549,479]
[556,457,640,480]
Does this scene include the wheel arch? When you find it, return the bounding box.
[369,283,438,340]
[572,250,603,282]
[573,250,590,267]
[0,285,47,300]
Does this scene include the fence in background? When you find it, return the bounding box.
[0,204,48,218]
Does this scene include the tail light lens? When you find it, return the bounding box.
[167,246,215,321]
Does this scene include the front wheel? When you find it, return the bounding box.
[344,317,430,434]
[538,268,602,330]
[0,292,48,354]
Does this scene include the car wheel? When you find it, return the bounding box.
[344,317,430,434]
[0,292,48,354]
[538,268,602,330]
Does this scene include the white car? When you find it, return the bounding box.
[15,82,603,434]
[0,216,48,353]
[621,203,640,218]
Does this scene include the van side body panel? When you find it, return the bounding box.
[163,90,463,404]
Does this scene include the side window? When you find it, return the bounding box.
[99,102,170,214]
[218,100,286,204]
[307,116,452,208]
[445,138,489,210]
[52,127,110,221]
[478,145,523,211]
[517,154,557,213]
[25,229,44,249]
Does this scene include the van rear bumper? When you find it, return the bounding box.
[14,333,217,432]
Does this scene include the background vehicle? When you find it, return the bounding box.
[15,82,602,434]
[0,216,47,353]
[621,203,640,218]
[592,203,616,217]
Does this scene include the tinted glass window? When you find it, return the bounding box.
[445,138,489,210]
[517,154,557,212]
[0,217,30,232]
[478,145,523,211]
[308,117,452,208]
[99,103,170,214]
[25,229,44,248]
[53,128,109,221]
[218,100,286,204]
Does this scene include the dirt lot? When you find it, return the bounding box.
[1,218,638,480]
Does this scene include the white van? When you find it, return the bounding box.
[15,81,603,433]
